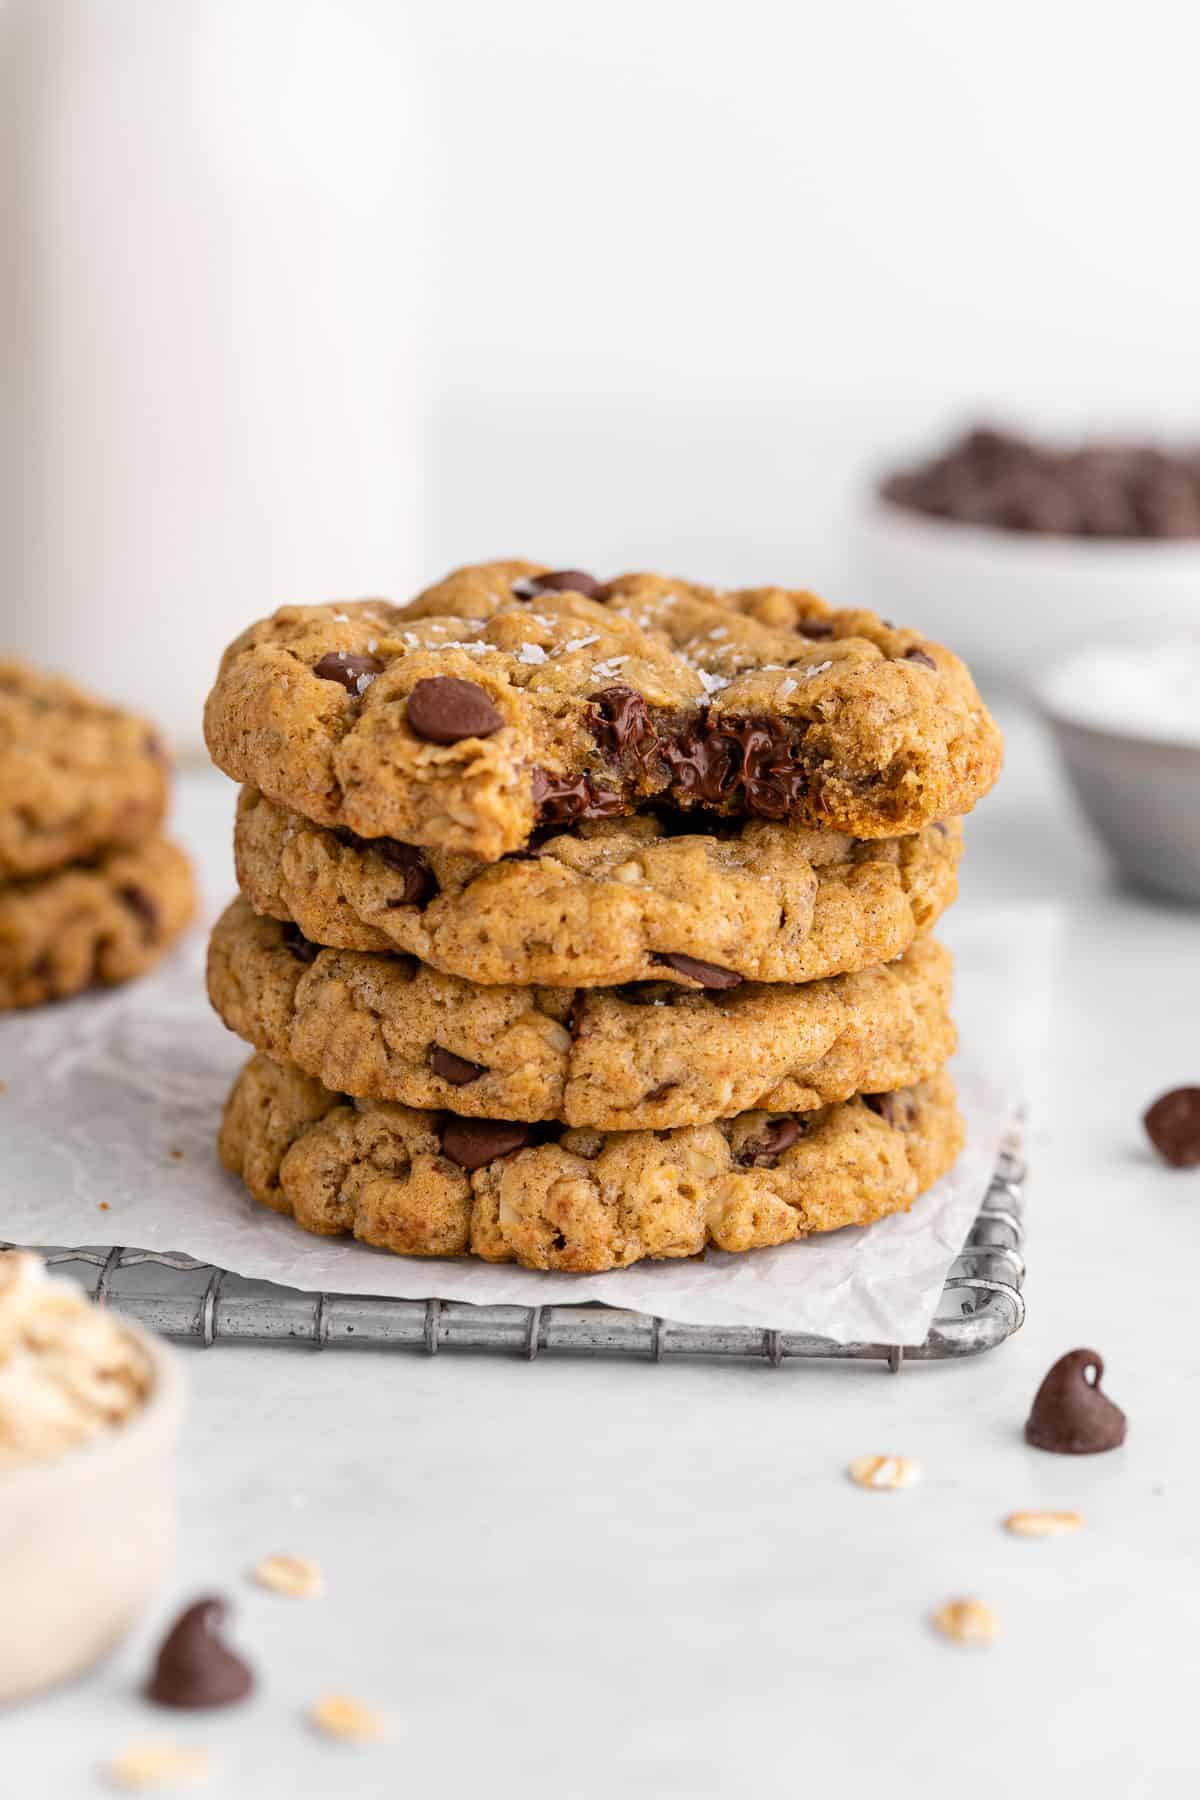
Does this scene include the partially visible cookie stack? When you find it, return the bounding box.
[0,664,195,1011]
[204,562,1002,1272]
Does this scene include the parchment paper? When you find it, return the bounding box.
[0,777,1054,1342]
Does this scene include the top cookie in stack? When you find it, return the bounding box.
[205,562,1001,1272]
[0,663,195,1011]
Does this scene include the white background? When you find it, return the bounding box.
[421,0,1200,589]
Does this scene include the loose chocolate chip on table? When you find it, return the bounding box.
[651,952,743,990]
[312,650,384,693]
[281,922,320,964]
[1143,1087,1200,1167]
[430,1045,488,1086]
[406,676,504,745]
[118,884,159,937]
[440,1116,531,1171]
[1025,1348,1127,1455]
[146,1597,255,1709]
[904,648,937,670]
[739,1117,803,1166]
[513,569,602,598]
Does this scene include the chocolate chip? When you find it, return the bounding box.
[589,684,660,772]
[513,569,602,598]
[312,650,384,693]
[651,953,742,989]
[430,1046,487,1085]
[796,619,834,639]
[664,715,810,819]
[281,922,320,964]
[406,676,503,744]
[334,827,438,908]
[119,884,159,939]
[1143,1087,1200,1167]
[530,768,626,829]
[862,1091,910,1128]
[565,993,586,1037]
[881,424,1200,541]
[1024,1349,1127,1455]
[614,982,682,1006]
[904,648,937,670]
[375,839,437,906]
[645,1081,678,1102]
[145,1597,254,1709]
[440,1116,531,1171]
[739,1116,804,1166]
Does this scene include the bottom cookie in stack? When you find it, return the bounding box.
[218,1051,963,1273]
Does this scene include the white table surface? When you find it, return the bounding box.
[7,704,1199,1798]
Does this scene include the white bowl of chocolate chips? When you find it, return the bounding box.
[861,425,1200,685]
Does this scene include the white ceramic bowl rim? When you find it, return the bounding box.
[0,1319,181,1498]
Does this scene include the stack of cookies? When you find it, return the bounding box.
[204,562,1001,1272]
[1,664,194,1011]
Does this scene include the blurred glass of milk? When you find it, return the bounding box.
[0,0,432,753]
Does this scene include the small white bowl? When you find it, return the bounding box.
[858,496,1200,684]
[1033,642,1200,904]
[0,1323,182,1704]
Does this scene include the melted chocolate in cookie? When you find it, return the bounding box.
[119,883,160,939]
[281,922,320,964]
[530,768,627,829]
[738,1117,804,1166]
[440,1117,531,1171]
[335,829,437,907]
[651,952,742,990]
[430,1045,487,1086]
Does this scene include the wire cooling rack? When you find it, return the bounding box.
[5,1129,1024,1372]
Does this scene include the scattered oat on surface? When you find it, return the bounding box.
[104,1742,210,1790]
[252,1552,324,1598]
[847,1454,921,1490]
[1005,1509,1084,1538]
[309,1693,389,1743]
[931,1598,997,1646]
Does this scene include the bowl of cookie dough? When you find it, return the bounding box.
[0,1252,183,1702]
[859,425,1200,683]
[1034,639,1200,904]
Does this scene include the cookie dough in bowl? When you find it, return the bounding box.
[0,1252,182,1702]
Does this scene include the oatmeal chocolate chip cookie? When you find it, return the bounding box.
[207,897,956,1130]
[203,561,1001,860]
[233,789,961,988]
[220,1052,964,1272]
[0,661,170,880]
[0,835,195,1010]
